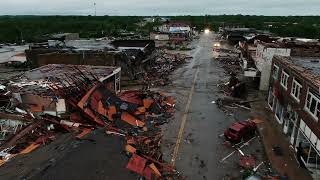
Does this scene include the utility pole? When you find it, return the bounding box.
[20,31,24,44]
[94,2,96,16]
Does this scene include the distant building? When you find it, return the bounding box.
[152,21,193,42]
[149,33,170,41]
[51,33,80,41]
[138,17,170,27]
[143,17,155,23]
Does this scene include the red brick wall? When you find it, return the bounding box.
[270,58,320,137]
[37,52,117,67]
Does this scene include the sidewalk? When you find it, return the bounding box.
[250,94,312,180]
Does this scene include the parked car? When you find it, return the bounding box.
[224,120,257,143]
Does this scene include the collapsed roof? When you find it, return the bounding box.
[7,64,121,96]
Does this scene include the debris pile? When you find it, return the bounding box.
[0,67,181,179]
[0,92,9,107]
[239,155,257,169]
[50,76,180,179]
[216,56,242,75]
[214,46,241,75]
[216,77,253,116]
[0,114,70,163]
[215,46,247,105]
[143,52,191,87]
[219,119,286,179]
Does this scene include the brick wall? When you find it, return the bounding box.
[270,57,320,138]
[37,52,118,67]
[291,46,320,57]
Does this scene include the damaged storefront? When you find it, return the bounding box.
[268,55,320,179]
[267,83,285,124]
[268,86,300,146]
[296,119,320,176]
[283,107,299,145]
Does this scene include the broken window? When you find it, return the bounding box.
[268,89,275,110]
[291,78,302,102]
[272,64,279,80]
[280,70,289,89]
[305,90,320,121]
[275,100,284,124]
[296,120,320,172]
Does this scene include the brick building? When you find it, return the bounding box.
[268,55,320,178]
[26,40,156,80]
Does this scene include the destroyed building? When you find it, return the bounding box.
[267,55,320,179]
[244,34,278,44]
[0,61,179,179]
[221,28,259,44]
[111,40,155,55]
[33,51,125,69]
[254,41,292,90]
[281,38,320,57]
[25,40,156,81]
[0,45,29,64]
[26,39,116,67]
[64,39,115,50]
[6,64,121,117]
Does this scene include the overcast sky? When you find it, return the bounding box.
[0,0,319,16]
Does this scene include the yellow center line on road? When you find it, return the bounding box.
[171,67,200,166]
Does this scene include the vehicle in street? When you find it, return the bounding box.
[213,42,221,52]
[224,120,257,143]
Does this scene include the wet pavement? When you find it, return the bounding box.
[0,130,138,180]
[161,32,263,179]
[250,92,312,180]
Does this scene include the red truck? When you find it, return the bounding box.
[224,120,257,143]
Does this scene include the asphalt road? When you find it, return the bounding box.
[0,130,138,180]
[161,32,253,179]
